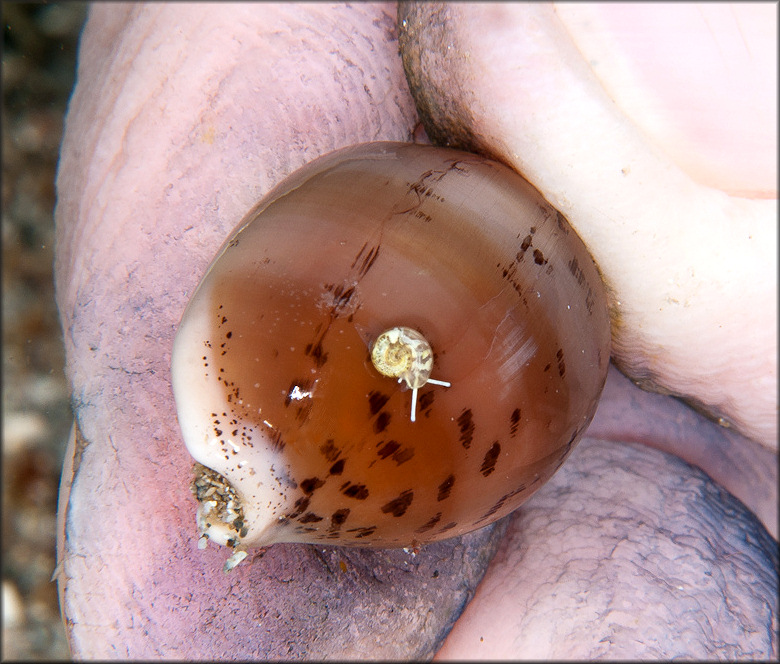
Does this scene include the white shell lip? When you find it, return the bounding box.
[171,277,291,551]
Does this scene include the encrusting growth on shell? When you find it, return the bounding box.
[370,326,451,422]
[191,463,255,572]
[191,465,247,545]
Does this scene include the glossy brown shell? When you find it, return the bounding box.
[171,142,610,550]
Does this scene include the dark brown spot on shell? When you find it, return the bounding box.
[475,496,509,525]
[300,477,325,495]
[299,512,323,523]
[288,496,310,518]
[415,512,442,534]
[352,242,381,277]
[437,522,458,534]
[418,390,435,416]
[368,390,391,415]
[319,439,340,462]
[437,474,455,501]
[457,408,475,449]
[517,234,532,261]
[332,284,356,310]
[329,459,345,476]
[304,340,328,368]
[373,411,391,433]
[269,430,285,451]
[381,490,414,517]
[341,482,369,500]
[377,439,400,459]
[568,255,586,285]
[480,442,501,477]
[475,485,524,524]
[392,446,415,466]
[330,508,350,531]
[509,408,521,436]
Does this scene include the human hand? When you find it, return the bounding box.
[54,3,777,659]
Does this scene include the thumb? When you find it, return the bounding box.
[399,2,777,448]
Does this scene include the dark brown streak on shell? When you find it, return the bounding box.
[509,408,521,437]
[373,411,391,433]
[556,348,566,378]
[300,477,325,495]
[437,474,455,501]
[415,512,443,534]
[480,442,501,477]
[305,240,383,369]
[347,526,377,539]
[368,390,391,416]
[329,508,350,531]
[568,255,596,315]
[377,439,400,459]
[395,160,470,215]
[269,429,285,452]
[288,495,310,518]
[320,439,341,462]
[381,490,414,517]
[299,512,324,524]
[351,242,381,278]
[341,482,370,500]
[418,390,435,417]
[392,446,415,466]
[473,484,526,525]
[457,408,475,449]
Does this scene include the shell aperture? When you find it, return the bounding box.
[171,142,610,565]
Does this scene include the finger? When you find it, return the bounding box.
[431,364,777,658]
[589,365,777,538]
[435,436,778,659]
[54,3,502,658]
[554,3,777,199]
[399,1,778,448]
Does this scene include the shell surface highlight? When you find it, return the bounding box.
[171,142,610,556]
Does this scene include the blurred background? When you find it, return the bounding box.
[2,2,88,659]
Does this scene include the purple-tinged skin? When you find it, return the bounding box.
[54,3,777,659]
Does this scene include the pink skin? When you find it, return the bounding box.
[54,3,777,660]
[552,3,777,200]
[400,2,777,449]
